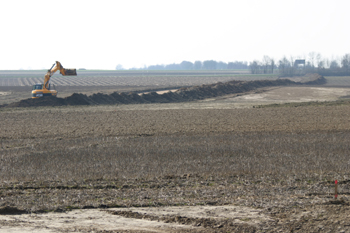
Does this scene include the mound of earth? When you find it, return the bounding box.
[2,74,325,108]
[279,73,327,85]
[4,95,67,108]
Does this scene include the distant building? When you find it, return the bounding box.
[294,59,306,75]
[294,59,305,66]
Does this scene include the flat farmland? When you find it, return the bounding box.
[0,70,256,87]
[1,70,349,88]
[2,102,350,232]
[323,76,350,87]
[1,69,350,107]
[2,72,350,232]
[0,70,275,105]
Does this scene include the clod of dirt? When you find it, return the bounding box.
[328,199,349,205]
[0,206,27,215]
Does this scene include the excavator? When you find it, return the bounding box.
[32,61,77,98]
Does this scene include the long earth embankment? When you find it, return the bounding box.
[2,75,326,108]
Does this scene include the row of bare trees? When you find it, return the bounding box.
[120,52,350,75]
[250,56,275,74]
[141,60,249,70]
[250,53,350,76]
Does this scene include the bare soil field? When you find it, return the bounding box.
[1,101,350,232]
[0,74,327,108]
[0,72,347,106]
[0,70,253,88]
[2,79,301,108]
[1,74,350,232]
[0,70,275,106]
[203,86,350,108]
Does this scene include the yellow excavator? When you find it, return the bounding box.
[32,61,77,98]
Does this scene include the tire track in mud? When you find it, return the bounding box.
[108,206,261,232]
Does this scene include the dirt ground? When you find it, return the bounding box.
[202,86,350,107]
[0,74,327,108]
[0,86,145,105]
[0,206,271,232]
[2,78,350,232]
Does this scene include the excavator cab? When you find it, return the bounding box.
[32,83,55,90]
[32,84,43,90]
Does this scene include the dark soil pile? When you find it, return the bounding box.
[280,73,327,85]
[304,73,327,85]
[2,75,325,108]
[4,96,67,108]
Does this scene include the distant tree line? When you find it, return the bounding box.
[118,53,350,76]
[128,60,248,70]
[249,53,350,76]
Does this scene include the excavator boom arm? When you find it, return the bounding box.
[43,61,76,89]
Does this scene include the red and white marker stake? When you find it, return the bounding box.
[335,180,338,199]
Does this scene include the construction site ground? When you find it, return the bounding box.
[1,76,350,232]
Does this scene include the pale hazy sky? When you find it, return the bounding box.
[1,0,349,70]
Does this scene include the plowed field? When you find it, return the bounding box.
[1,73,350,232]
[0,70,253,87]
[1,100,350,232]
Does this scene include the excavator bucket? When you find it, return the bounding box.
[63,68,77,76]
